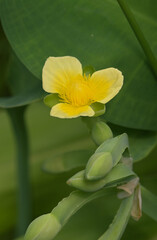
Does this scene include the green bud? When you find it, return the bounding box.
[67,170,107,192]
[92,121,113,145]
[44,93,60,108]
[85,152,113,180]
[96,133,129,166]
[83,65,95,76]
[67,164,135,192]
[90,102,106,117]
[24,213,61,240]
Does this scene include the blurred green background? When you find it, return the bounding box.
[0,101,157,240]
[0,0,157,239]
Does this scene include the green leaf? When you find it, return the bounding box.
[42,149,93,174]
[98,195,134,240]
[0,53,45,108]
[1,0,157,129]
[0,23,45,108]
[0,22,11,97]
[141,186,157,222]
[109,123,157,162]
[67,163,135,192]
[0,89,44,108]
[14,237,24,240]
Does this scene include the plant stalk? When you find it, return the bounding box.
[7,106,31,236]
[117,0,157,78]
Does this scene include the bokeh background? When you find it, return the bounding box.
[1,102,157,240]
[0,0,157,239]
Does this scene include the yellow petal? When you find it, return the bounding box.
[42,56,82,93]
[89,68,123,104]
[50,103,94,118]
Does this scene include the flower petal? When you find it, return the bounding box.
[89,68,123,104]
[42,56,82,94]
[50,103,94,118]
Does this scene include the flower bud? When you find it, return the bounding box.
[44,93,60,108]
[67,164,135,192]
[85,152,113,180]
[24,213,61,240]
[83,65,95,76]
[92,121,113,145]
[90,103,106,117]
[96,133,129,166]
[67,170,107,192]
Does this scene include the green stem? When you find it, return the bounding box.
[7,106,31,236]
[25,189,115,240]
[81,116,99,130]
[98,194,134,240]
[117,0,157,78]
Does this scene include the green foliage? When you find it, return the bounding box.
[141,186,157,222]
[67,163,135,192]
[85,133,129,180]
[25,189,112,240]
[98,195,134,240]
[0,0,157,239]
[42,123,157,175]
[43,150,92,174]
[0,23,44,108]
[1,0,157,129]
[0,23,10,97]
[110,123,157,162]
[1,103,157,240]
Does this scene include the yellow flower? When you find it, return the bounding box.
[42,56,123,118]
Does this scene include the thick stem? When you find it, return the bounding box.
[7,106,31,236]
[117,0,157,78]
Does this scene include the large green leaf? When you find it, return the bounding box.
[142,186,157,222]
[0,23,44,108]
[109,123,157,162]
[0,22,10,97]
[0,0,157,129]
[0,53,45,108]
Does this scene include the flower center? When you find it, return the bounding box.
[59,74,94,107]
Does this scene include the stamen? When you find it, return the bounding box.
[59,74,95,107]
